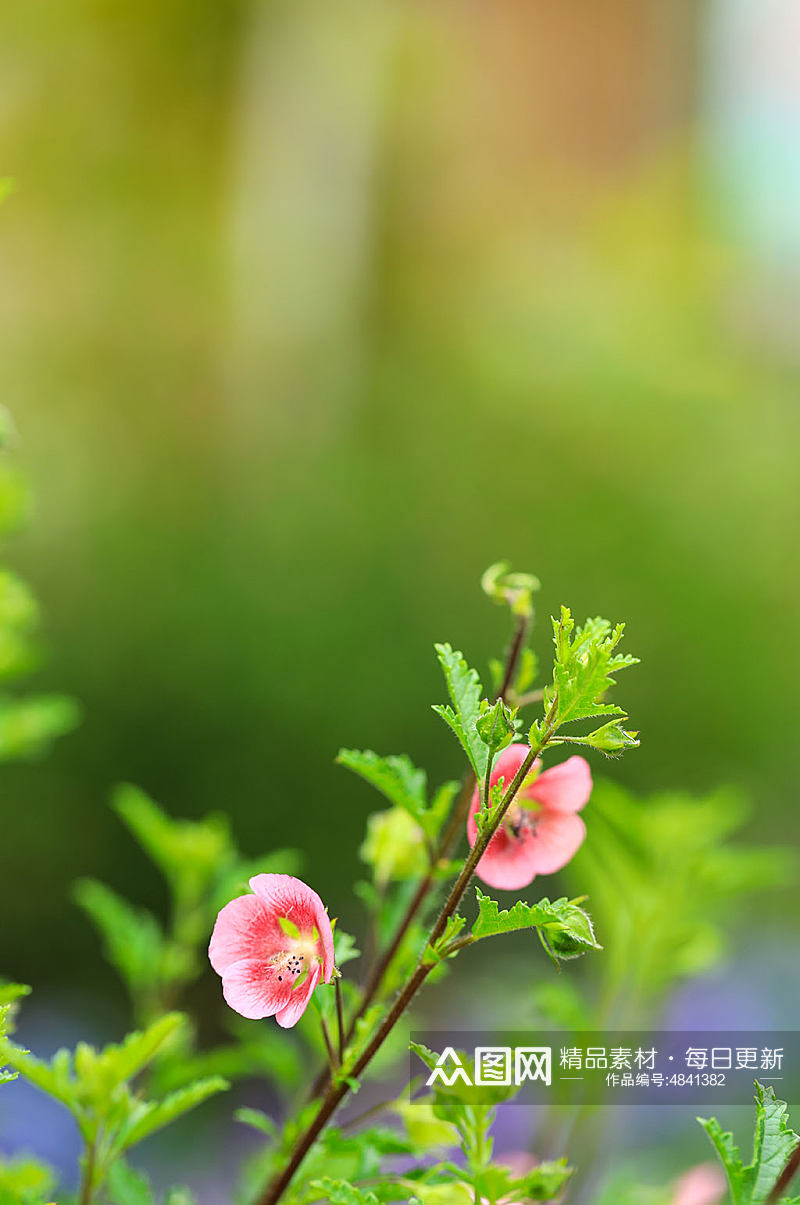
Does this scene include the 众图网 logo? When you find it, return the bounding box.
[425,1046,552,1088]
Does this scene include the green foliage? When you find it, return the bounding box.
[481,561,540,619]
[359,807,428,886]
[106,1159,198,1205]
[472,888,601,966]
[5,1012,226,1201]
[338,748,456,845]
[475,697,517,756]
[0,984,29,1088]
[72,880,167,1002]
[536,607,638,756]
[431,643,489,779]
[5,1012,225,1190]
[409,1043,572,1204]
[567,780,795,1009]
[0,428,79,763]
[0,1155,56,1205]
[700,1082,800,1205]
[75,785,302,1029]
[305,1181,378,1205]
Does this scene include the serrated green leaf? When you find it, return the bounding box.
[471,888,601,959]
[337,749,428,821]
[699,1082,800,1205]
[432,644,488,778]
[545,608,638,733]
[308,1177,380,1204]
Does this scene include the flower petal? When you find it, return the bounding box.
[492,744,541,794]
[249,873,335,982]
[527,756,592,813]
[208,893,281,976]
[474,825,540,890]
[274,962,321,1029]
[526,810,586,874]
[220,956,293,1020]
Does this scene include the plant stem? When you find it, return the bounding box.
[334,978,345,1063]
[79,1140,96,1205]
[320,1016,338,1073]
[258,711,553,1205]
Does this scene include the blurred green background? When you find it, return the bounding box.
[1,0,799,1009]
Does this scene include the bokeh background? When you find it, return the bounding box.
[1,0,799,1196]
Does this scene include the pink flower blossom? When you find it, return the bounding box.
[671,1163,727,1205]
[208,873,334,1028]
[467,743,592,890]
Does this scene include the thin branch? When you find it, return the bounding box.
[79,1140,96,1205]
[319,1016,338,1074]
[334,978,345,1064]
[767,1140,800,1203]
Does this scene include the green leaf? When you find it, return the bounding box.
[112,1013,186,1081]
[334,929,361,968]
[0,1155,56,1204]
[164,1189,197,1205]
[432,644,488,778]
[106,1158,154,1205]
[308,1177,380,1204]
[471,888,601,961]
[699,1082,800,1205]
[0,694,80,762]
[112,784,231,905]
[119,1076,228,1148]
[359,806,428,886]
[73,879,165,995]
[481,561,540,618]
[235,1106,278,1137]
[475,698,517,755]
[337,749,427,822]
[544,608,638,730]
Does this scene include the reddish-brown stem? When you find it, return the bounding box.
[767,1140,800,1203]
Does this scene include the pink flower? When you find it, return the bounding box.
[671,1164,727,1205]
[467,743,592,890]
[209,873,334,1028]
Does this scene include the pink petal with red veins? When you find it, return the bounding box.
[473,826,539,891]
[527,810,586,874]
[208,893,282,976]
[275,962,321,1029]
[220,957,293,1020]
[249,873,335,982]
[527,756,592,813]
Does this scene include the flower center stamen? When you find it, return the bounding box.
[271,950,308,983]
[506,806,538,841]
